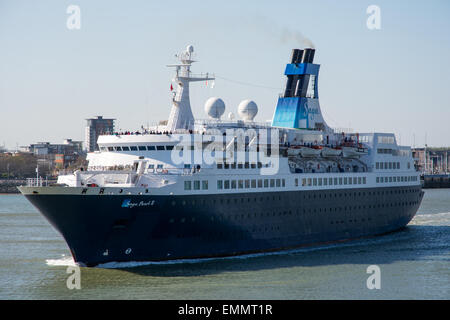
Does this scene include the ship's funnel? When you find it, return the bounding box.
[273,48,331,132]
[290,48,315,64]
[300,48,315,64]
[290,49,303,64]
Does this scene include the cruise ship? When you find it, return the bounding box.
[19,45,424,267]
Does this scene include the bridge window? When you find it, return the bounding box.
[377,136,395,144]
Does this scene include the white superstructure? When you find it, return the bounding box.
[46,46,420,196]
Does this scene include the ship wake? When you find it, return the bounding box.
[46,255,77,267]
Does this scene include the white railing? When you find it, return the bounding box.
[26,177,49,187]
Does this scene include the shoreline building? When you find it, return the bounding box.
[22,139,83,157]
[19,139,84,171]
[412,147,450,174]
[85,116,115,152]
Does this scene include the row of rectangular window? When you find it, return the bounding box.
[184,180,209,190]
[148,164,163,169]
[217,162,263,169]
[101,145,175,152]
[377,136,395,144]
[376,176,418,183]
[295,176,367,187]
[377,148,393,154]
[217,178,286,190]
[377,148,410,157]
[376,162,402,170]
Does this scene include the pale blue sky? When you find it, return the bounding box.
[1,0,449,149]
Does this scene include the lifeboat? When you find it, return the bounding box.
[342,146,368,158]
[300,146,322,157]
[287,146,302,156]
[321,147,342,157]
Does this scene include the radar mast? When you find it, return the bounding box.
[166,45,215,131]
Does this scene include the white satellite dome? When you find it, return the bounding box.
[228,112,235,121]
[238,99,258,121]
[204,97,225,119]
[186,45,194,53]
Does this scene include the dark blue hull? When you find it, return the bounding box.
[25,186,424,267]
